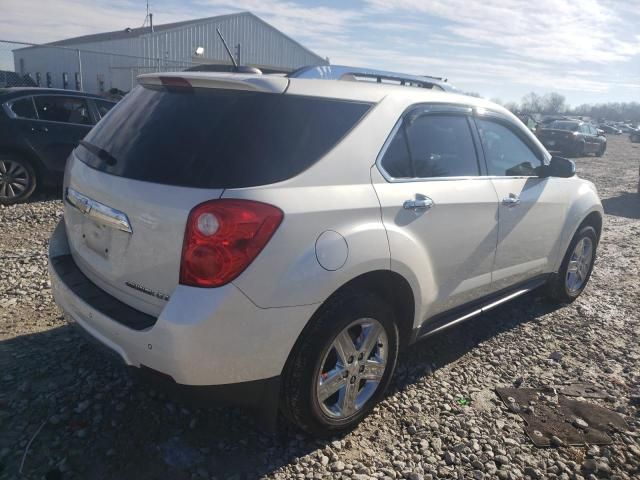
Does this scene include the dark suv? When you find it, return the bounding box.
[537,120,606,158]
[0,88,116,204]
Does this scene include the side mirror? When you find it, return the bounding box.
[542,156,576,178]
[597,129,605,137]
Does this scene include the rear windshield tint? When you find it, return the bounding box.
[76,85,372,188]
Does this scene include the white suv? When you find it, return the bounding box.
[48,71,603,436]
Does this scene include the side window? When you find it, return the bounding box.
[407,115,479,177]
[34,96,92,125]
[94,99,116,119]
[579,124,589,134]
[380,113,479,179]
[8,97,37,119]
[380,126,412,178]
[476,118,542,176]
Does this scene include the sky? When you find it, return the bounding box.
[1,0,639,106]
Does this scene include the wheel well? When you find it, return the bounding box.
[0,147,44,183]
[579,211,603,242]
[318,271,416,349]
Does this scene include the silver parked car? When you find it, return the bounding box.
[49,71,603,436]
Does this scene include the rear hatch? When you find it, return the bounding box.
[63,73,371,316]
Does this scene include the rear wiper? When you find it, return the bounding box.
[78,140,118,166]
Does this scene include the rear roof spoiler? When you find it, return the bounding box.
[137,72,289,94]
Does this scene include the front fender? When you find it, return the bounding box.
[551,179,603,272]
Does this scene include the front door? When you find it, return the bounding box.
[474,115,571,290]
[372,106,499,322]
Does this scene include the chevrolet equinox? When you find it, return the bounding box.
[48,71,603,436]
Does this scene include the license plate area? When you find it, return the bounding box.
[82,220,112,259]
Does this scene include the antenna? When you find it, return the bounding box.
[216,28,238,69]
[142,0,153,31]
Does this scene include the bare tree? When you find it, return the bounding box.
[503,101,520,113]
[542,92,566,114]
[520,92,543,113]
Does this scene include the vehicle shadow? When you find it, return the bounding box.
[601,192,640,220]
[25,186,61,204]
[0,289,562,480]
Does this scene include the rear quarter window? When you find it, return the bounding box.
[7,97,37,119]
[77,86,372,188]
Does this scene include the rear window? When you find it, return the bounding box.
[550,121,579,131]
[76,85,372,188]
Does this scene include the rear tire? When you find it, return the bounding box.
[281,291,399,437]
[546,225,598,303]
[0,155,37,205]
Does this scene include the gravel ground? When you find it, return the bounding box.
[1,136,639,480]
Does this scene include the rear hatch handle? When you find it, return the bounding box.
[66,187,133,234]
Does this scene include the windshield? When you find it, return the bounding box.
[76,85,372,188]
[550,121,579,131]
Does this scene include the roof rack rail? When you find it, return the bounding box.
[288,65,459,93]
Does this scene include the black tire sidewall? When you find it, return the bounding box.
[0,156,37,205]
[282,292,399,436]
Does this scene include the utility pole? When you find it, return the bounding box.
[76,49,83,91]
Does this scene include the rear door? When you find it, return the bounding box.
[372,105,499,320]
[30,95,95,173]
[474,114,570,290]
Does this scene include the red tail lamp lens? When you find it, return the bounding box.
[180,199,283,287]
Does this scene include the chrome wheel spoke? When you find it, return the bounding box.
[361,360,385,381]
[0,183,6,197]
[318,370,347,402]
[567,260,579,273]
[340,379,359,416]
[0,161,7,174]
[359,322,383,359]
[334,330,357,365]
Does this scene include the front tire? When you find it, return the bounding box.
[281,291,399,437]
[0,155,37,205]
[547,225,598,303]
[596,143,606,157]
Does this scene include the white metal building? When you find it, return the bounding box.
[13,12,328,94]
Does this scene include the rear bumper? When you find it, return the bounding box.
[48,219,317,388]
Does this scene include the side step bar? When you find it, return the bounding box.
[415,275,549,341]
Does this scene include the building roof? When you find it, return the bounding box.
[28,11,325,63]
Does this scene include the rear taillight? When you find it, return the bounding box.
[180,200,283,288]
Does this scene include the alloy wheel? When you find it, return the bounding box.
[0,160,30,200]
[315,318,388,419]
[566,237,593,294]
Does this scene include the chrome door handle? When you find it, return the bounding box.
[403,195,433,211]
[502,193,521,207]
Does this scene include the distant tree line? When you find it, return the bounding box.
[487,92,640,122]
